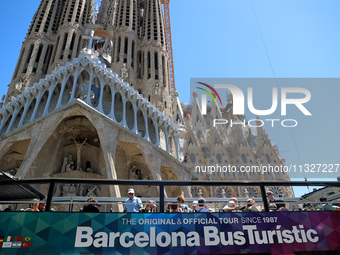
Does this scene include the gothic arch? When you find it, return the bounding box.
[23,99,36,125]
[102,84,112,115]
[125,101,134,130]
[48,83,61,113]
[90,77,100,108]
[0,139,31,175]
[158,127,168,151]
[136,110,146,137]
[12,107,24,130]
[61,75,74,105]
[114,141,157,197]
[30,115,105,178]
[35,90,49,119]
[147,117,156,144]
[0,115,12,135]
[75,69,90,100]
[114,92,123,122]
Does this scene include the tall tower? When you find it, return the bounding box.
[97,0,117,26]
[6,0,95,103]
[7,0,64,102]
[50,0,94,69]
[110,0,172,116]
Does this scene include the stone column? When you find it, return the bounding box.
[91,115,123,212]
[43,84,55,115]
[6,103,21,134]
[97,77,105,113]
[69,69,80,102]
[56,75,68,108]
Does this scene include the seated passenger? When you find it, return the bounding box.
[124,188,143,212]
[140,200,156,213]
[245,198,259,212]
[269,203,277,212]
[25,201,40,212]
[276,200,288,211]
[82,197,100,212]
[223,197,238,212]
[196,198,210,212]
[317,197,340,211]
[177,195,192,212]
[192,200,199,212]
[38,202,46,212]
[170,202,182,212]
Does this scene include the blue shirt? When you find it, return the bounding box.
[124,197,143,212]
[196,207,209,212]
[180,204,192,212]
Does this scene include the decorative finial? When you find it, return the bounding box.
[82,30,100,54]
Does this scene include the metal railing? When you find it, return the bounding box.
[0,178,339,212]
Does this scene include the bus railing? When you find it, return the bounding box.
[0,178,339,212]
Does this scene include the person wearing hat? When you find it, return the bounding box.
[192,200,199,212]
[223,197,239,212]
[124,188,143,212]
[266,191,275,201]
[196,198,210,212]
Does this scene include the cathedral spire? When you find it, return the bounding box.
[97,0,117,26]
[5,0,95,104]
[110,0,172,116]
[6,0,65,103]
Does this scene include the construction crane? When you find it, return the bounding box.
[161,0,176,100]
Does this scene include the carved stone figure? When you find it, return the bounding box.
[129,164,137,179]
[65,154,74,172]
[72,138,87,170]
[121,63,128,81]
[61,155,68,172]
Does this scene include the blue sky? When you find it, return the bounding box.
[0,0,339,196]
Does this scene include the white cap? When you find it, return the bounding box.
[127,188,134,194]
[193,200,198,206]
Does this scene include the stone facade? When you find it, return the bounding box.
[0,0,293,208]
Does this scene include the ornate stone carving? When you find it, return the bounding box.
[72,138,87,170]
[121,63,128,81]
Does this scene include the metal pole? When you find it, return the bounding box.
[160,184,164,212]
[45,181,55,212]
[260,185,269,212]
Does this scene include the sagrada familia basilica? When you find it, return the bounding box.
[0,0,293,204]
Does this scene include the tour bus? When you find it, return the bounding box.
[0,176,339,255]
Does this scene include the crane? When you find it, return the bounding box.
[161,0,176,100]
